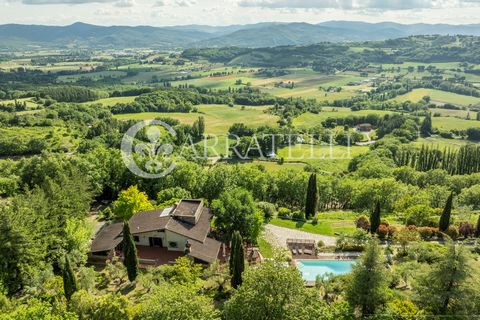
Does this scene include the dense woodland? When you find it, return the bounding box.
[1,34,480,319]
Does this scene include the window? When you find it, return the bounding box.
[133,236,139,242]
[169,241,178,248]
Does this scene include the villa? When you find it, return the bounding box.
[88,199,223,267]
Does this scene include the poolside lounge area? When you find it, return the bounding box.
[287,238,316,259]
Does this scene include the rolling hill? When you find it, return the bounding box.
[1,21,480,50]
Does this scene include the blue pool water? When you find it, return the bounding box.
[297,260,355,281]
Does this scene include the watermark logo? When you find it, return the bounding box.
[121,120,362,178]
[121,120,177,179]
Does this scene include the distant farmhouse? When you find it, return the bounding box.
[89,199,223,267]
[356,123,373,132]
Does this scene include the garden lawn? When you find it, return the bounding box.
[269,217,356,237]
[257,236,274,259]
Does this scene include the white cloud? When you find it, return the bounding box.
[114,0,135,7]
[237,0,474,10]
[21,0,115,4]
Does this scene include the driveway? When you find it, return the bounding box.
[263,224,337,248]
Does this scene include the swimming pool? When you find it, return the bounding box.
[297,260,355,281]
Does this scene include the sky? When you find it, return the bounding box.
[0,0,480,26]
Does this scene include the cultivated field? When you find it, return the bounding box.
[394,88,480,106]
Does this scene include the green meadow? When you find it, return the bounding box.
[86,96,137,106]
[432,116,480,131]
[394,88,480,106]
[293,108,393,129]
[113,104,278,135]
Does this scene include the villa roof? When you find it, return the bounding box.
[129,209,170,234]
[90,222,123,253]
[172,199,203,217]
[165,207,213,242]
[189,237,222,263]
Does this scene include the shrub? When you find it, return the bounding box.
[439,131,455,139]
[417,227,437,240]
[278,207,292,219]
[377,224,389,240]
[355,215,370,231]
[292,210,306,221]
[387,225,397,238]
[311,216,318,225]
[257,202,277,222]
[317,240,325,248]
[336,229,371,252]
[459,222,474,238]
[444,226,459,240]
[404,205,435,227]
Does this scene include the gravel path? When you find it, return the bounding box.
[263,224,337,248]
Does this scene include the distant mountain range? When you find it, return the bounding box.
[1,21,480,51]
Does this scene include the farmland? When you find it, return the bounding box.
[114,104,277,135]
[394,88,480,106]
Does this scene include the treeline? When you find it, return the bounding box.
[0,136,48,156]
[370,78,480,102]
[40,86,108,103]
[109,88,320,115]
[396,144,480,175]
[182,35,480,68]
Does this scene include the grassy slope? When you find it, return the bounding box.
[86,96,137,106]
[293,108,393,129]
[394,88,480,106]
[113,104,277,135]
[433,116,480,131]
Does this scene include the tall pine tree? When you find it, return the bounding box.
[346,239,388,317]
[230,231,245,289]
[370,201,381,234]
[62,255,77,301]
[439,192,453,232]
[305,173,318,219]
[123,221,139,282]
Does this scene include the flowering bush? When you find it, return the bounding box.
[459,222,474,238]
[355,215,370,231]
[417,227,438,240]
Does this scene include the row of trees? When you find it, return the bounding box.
[395,144,480,175]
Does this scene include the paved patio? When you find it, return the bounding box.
[263,224,337,249]
[116,245,183,267]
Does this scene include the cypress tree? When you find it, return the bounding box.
[230,231,245,289]
[420,114,432,137]
[439,192,454,232]
[370,201,381,234]
[62,255,77,301]
[123,221,139,282]
[475,215,480,238]
[305,173,318,219]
